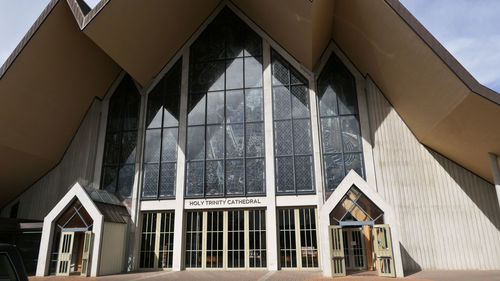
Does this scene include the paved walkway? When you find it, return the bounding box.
[29,270,500,281]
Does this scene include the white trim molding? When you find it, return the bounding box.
[318,170,404,277]
[36,182,105,277]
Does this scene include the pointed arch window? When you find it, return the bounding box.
[317,54,365,199]
[100,74,141,200]
[271,50,315,194]
[185,8,265,198]
[142,59,182,199]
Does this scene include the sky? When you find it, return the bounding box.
[0,0,499,93]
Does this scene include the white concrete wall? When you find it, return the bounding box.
[1,100,102,220]
[366,77,500,272]
[99,222,127,275]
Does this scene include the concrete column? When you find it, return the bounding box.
[172,48,190,271]
[262,40,278,270]
[308,76,325,208]
[488,153,500,209]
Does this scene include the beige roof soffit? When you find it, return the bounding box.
[0,0,59,79]
[385,0,500,105]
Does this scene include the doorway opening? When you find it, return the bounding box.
[50,199,93,276]
[329,186,395,277]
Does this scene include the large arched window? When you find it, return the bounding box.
[142,59,182,199]
[317,54,365,199]
[185,8,265,198]
[100,74,141,200]
[271,50,315,195]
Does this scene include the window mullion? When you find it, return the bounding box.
[294,209,302,269]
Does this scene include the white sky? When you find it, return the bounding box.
[0,0,499,92]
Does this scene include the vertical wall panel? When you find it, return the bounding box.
[1,100,102,220]
[366,77,500,272]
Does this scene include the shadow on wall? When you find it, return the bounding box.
[429,151,500,231]
[399,242,422,276]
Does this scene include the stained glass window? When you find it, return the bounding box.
[271,50,315,194]
[185,8,265,197]
[101,74,140,200]
[142,59,182,199]
[317,54,365,199]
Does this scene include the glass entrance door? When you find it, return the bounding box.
[185,209,266,269]
[342,228,366,270]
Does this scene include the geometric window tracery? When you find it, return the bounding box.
[329,187,383,225]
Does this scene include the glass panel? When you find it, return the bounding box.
[276,157,294,193]
[246,122,264,157]
[117,164,135,199]
[190,62,225,93]
[121,132,137,164]
[321,117,342,153]
[226,58,244,90]
[246,159,264,194]
[226,124,244,158]
[102,166,117,193]
[272,58,289,86]
[245,89,263,122]
[338,83,358,115]
[207,91,224,124]
[291,85,309,118]
[274,120,293,156]
[244,26,262,57]
[161,128,178,162]
[341,116,362,153]
[159,163,176,198]
[344,153,364,177]
[206,125,224,160]
[188,93,206,126]
[146,95,163,129]
[226,159,244,195]
[226,90,244,123]
[323,154,344,192]
[144,129,161,163]
[123,94,140,131]
[205,160,224,196]
[293,119,312,155]
[295,156,313,192]
[186,162,204,197]
[318,84,338,117]
[103,133,120,165]
[272,86,291,120]
[187,126,205,161]
[142,163,159,199]
[106,94,123,133]
[245,56,262,88]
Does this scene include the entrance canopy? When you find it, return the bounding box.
[36,182,128,277]
[318,170,404,277]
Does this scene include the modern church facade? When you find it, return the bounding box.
[1,0,499,278]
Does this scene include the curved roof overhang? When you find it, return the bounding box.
[0,0,498,207]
